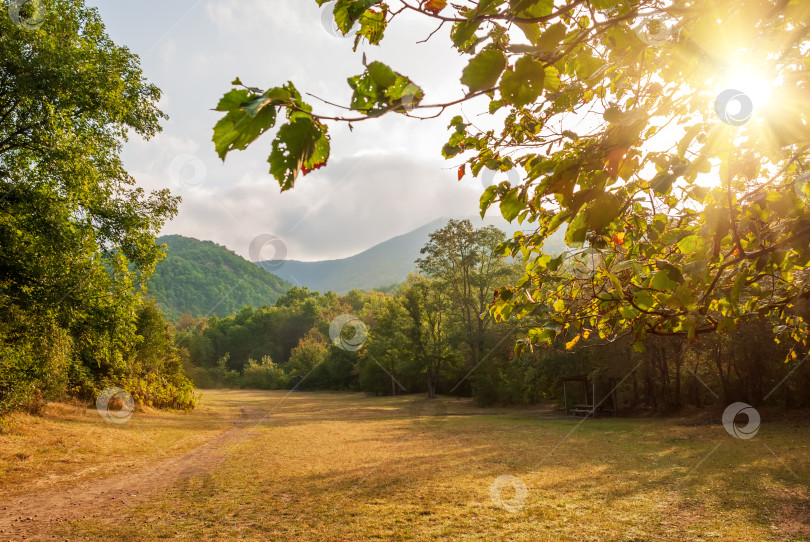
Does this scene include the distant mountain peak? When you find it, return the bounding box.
[256,216,561,294]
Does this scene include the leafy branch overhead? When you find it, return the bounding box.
[212,0,810,359]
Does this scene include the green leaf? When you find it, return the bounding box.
[565,212,588,247]
[730,268,749,303]
[656,260,684,284]
[717,317,738,332]
[571,53,602,80]
[268,118,328,191]
[676,235,708,254]
[333,0,381,34]
[678,125,702,158]
[215,89,251,112]
[461,50,506,93]
[452,18,481,47]
[651,270,678,291]
[353,8,386,51]
[480,185,498,216]
[367,61,397,88]
[510,0,553,17]
[536,22,566,52]
[213,106,277,160]
[348,62,423,115]
[590,0,619,9]
[651,172,676,195]
[544,66,561,92]
[633,290,655,310]
[499,55,545,107]
[500,188,523,222]
[516,21,541,44]
[586,193,622,231]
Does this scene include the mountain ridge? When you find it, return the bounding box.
[258,215,565,294]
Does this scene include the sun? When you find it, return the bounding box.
[717,65,778,115]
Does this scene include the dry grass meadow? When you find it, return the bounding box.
[0,389,808,541]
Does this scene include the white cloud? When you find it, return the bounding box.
[91,0,488,262]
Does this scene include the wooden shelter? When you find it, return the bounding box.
[561,373,619,417]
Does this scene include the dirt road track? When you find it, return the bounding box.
[0,407,264,541]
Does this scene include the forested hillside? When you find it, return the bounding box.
[151,236,292,320]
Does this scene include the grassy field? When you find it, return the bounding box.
[1,390,808,541]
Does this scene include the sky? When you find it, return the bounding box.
[87,0,512,261]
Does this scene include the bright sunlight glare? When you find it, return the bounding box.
[719,66,778,112]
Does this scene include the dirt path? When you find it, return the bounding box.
[0,407,264,540]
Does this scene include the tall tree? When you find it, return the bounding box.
[402,274,460,398]
[0,0,183,410]
[417,219,512,370]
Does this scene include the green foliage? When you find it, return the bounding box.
[176,222,810,410]
[0,0,193,416]
[213,0,810,362]
[150,235,292,320]
[241,357,289,390]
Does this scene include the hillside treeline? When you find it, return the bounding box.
[179,220,810,410]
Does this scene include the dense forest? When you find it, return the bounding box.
[178,220,810,410]
[150,235,292,320]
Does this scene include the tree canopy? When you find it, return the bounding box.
[213,0,810,358]
[0,0,191,413]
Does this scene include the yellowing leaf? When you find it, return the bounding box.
[425,0,447,14]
